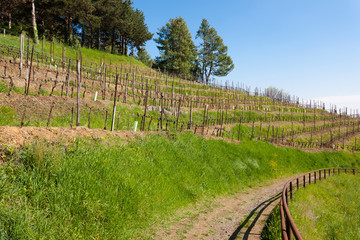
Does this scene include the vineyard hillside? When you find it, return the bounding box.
[0,33,359,152]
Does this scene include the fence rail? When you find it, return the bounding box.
[280,167,360,240]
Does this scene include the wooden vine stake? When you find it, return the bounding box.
[70,106,74,128]
[76,59,81,126]
[66,59,71,96]
[47,102,55,127]
[20,101,28,128]
[160,93,164,131]
[111,74,119,131]
[176,98,182,130]
[26,45,34,95]
[104,109,108,130]
[141,83,149,131]
[88,107,92,128]
[8,76,14,96]
[19,34,24,77]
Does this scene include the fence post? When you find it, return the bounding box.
[303,175,306,188]
[296,178,299,189]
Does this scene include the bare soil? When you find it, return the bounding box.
[0,126,149,147]
[152,178,289,240]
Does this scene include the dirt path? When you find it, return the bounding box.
[153,178,288,240]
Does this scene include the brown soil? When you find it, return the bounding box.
[0,126,150,147]
[152,178,289,240]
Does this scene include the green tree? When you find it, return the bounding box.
[155,17,197,77]
[1,0,152,54]
[136,47,153,67]
[196,19,234,84]
[0,0,21,30]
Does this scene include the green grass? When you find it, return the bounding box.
[263,174,360,240]
[289,174,360,240]
[0,34,146,70]
[0,133,359,239]
[261,205,282,240]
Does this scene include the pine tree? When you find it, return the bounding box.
[155,17,197,77]
[1,0,152,54]
[137,47,153,67]
[196,19,234,84]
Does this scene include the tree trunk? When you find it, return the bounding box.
[81,23,85,47]
[8,13,11,29]
[122,37,126,55]
[68,16,73,45]
[90,28,93,48]
[65,16,68,43]
[98,26,101,50]
[124,38,128,56]
[119,35,122,54]
[31,0,39,44]
[111,28,116,54]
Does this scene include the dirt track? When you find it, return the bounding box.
[153,178,288,240]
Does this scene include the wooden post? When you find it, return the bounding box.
[250,121,255,140]
[70,106,74,128]
[142,85,149,131]
[19,34,24,77]
[132,72,136,102]
[355,138,357,152]
[111,74,119,131]
[26,45,34,95]
[103,67,107,100]
[76,60,81,126]
[160,94,164,130]
[124,73,129,103]
[104,109,108,130]
[171,80,174,107]
[189,100,193,128]
[258,122,262,141]
[88,107,92,128]
[176,98,182,129]
[238,118,242,140]
[62,47,65,72]
[66,59,71,96]
[20,101,28,128]
[47,102,55,127]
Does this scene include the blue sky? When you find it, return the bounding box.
[133,0,360,111]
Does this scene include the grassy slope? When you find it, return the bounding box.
[0,132,359,239]
[262,174,360,240]
[0,34,146,68]
[290,174,360,239]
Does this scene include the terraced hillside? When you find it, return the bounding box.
[0,33,359,152]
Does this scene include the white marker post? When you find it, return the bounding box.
[134,121,138,131]
[94,91,98,101]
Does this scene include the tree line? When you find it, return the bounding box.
[0,0,153,55]
[0,1,234,83]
